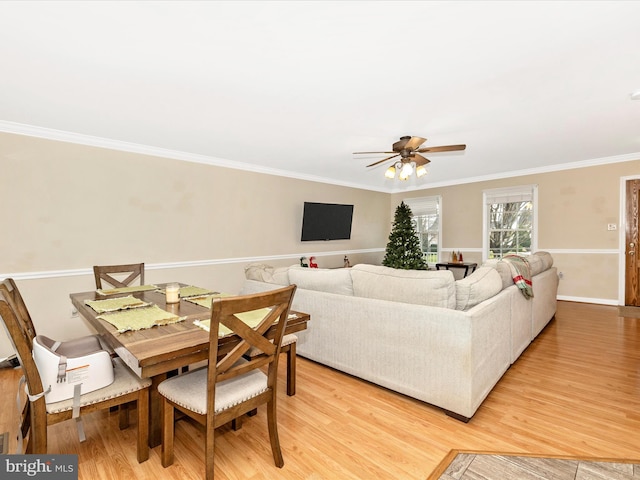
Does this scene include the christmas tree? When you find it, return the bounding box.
[382,201,427,270]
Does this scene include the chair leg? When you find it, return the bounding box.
[266,398,284,468]
[285,342,296,396]
[161,399,175,468]
[32,401,47,454]
[205,418,215,480]
[136,390,149,463]
[118,403,130,430]
[232,415,243,431]
[233,408,259,430]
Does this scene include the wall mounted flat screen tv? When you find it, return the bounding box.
[301,202,354,241]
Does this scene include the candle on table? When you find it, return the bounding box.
[166,283,180,304]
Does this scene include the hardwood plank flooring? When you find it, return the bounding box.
[2,300,640,479]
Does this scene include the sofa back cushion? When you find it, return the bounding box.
[485,251,554,289]
[288,267,354,296]
[244,263,291,285]
[529,251,553,276]
[350,264,456,308]
[455,266,503,310]
[484,260,513,290]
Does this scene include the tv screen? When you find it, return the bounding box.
[301,202,354,241]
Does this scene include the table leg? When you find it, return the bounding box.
[149,373,167,448]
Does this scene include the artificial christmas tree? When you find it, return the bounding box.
[382,201,427,270]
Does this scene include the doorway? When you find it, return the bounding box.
[623,178,640,308]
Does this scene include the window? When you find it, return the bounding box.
[404,196,441,265]
[483,185,537,260]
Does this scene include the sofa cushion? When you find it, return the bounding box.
[455,266,503,311]
[288,268,354,296]
[350,264,456,308]
[485,251,554,289]
[244,263,290,286]
[526,254,543,277]
[531,251,553,275]
[484,259,513,290]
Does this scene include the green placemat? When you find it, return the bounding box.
[180,285,215,297]
[97,305,184,333]
[85,295,150,313]
[157,285,214,298]
[97,284,159,296]
[194,307,273,337]
[184,292,232,308]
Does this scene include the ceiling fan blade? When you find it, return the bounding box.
[415,144,466,153]
[403,136,427,151]
[412,153,431,166]
[366,153,399,167]
[353,151,396,155]
[392,136,412,152]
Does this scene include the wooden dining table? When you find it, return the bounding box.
[69,283,310,447]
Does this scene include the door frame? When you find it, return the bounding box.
[618,175,640,305]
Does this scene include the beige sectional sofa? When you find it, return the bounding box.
[241,252,559,421]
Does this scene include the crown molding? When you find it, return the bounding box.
[1,120,638,194]
[395,152,640,193]
[0,120,387,193]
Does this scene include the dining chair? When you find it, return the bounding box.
[0,282,151,462]
[231,332,298,431]
[158,284,297,480]
[93,263,145,289]
[247,333,298,396]
[92,263,149,406]
[1,278,37,349]
[0,278,113,363]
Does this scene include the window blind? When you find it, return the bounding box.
[484,185,535,205]
[404,196,440,216]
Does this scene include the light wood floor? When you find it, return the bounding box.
[2,300,640,479]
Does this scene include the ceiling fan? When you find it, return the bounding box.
[354,136,466,180]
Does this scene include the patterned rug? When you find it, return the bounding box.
[428,450,640,479]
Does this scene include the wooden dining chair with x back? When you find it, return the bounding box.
[93,262,145,290]
[0,279,151,462]
[158,284,297,480]
[92,263,147,417]
[1,278,37,350]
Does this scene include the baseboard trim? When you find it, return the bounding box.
[557,294,618,306]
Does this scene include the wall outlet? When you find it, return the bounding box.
[608,223,617,231]
[558,272,564,279]
[70,308,78,318]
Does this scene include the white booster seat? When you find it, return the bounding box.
[32,334,115,404]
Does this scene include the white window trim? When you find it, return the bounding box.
[405,195,442,265]
[482,185,538,261]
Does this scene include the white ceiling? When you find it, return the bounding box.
[1,1,640,193]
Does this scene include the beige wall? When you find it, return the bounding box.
[1,132,389,271]
[1,130,639,358]
[395,160,640,303]
[0,132,389,356]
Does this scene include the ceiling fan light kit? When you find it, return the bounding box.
[400,162,414,178]
[354,135,466,181]
[384,165,396,179]
[385,159,429,180]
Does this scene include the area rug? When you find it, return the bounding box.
[427,450,640,479]
[619,305,640,319]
